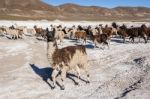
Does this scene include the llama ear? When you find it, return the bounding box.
[53,39,58,47]
[52,30,55,37]
[46,28,48,31]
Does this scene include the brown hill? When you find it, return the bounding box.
[0,0,55,10]
[0,0,150,21]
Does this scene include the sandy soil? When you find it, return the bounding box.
[0,21,150,99]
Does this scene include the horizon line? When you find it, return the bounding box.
[43,2,150,9]
[42,0,150,9]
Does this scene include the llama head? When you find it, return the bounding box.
[112,22,118,29]
[47,29,55,42]
[34,25,37,29]
[141,24,147,29]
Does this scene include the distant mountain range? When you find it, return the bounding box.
[0,0,150,21]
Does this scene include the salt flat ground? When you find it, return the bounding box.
[0,21,150,99]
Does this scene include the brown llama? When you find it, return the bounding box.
[91,34,109,49]
[102,27,113,43]
[75,30,87,44]
[147,27,150,40]
[118,24,147,43]
[47,30,90,90]
[34,26,43,37]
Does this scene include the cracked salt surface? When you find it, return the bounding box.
[0,21,150,99]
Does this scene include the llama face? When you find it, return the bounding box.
[47,31,55,42]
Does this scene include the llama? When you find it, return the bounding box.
[69,26,77,39]
[102,27,113,44]
[16,29,24,39]
[111,22,119,37]
[75,30,87,44]
[47,30,90,90]
[92,33,109,49]
[0,27,5,36]
[118,24,147,43]
[34,25,43,37]
[138,24,148,43]
[3,28,19,39]
[62,27,72,39]
[91,28,99,36]
[147,27,150,40]
[23,27,36,36]
[53,26,65,45]
[88,27,109,49]
[95,26,103,35]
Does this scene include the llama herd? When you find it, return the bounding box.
[0,22,150,90]
[1,22,150,45]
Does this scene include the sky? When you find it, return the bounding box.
[42,0,150,8]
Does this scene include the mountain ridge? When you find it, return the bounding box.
[0,0,149,21]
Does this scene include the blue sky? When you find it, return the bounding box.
[43,0,150,8]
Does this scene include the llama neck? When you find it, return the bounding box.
[47,42,57,65]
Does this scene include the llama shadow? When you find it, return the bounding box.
[111,39,124,43]
[111,39,131,44]
[86,41,93,44]
[36,37,46,41]
[69,39,80,43]
[24,34,33,37]
[30,64,89,89]
[30,64,54,89]
[67,73,89,85]
[85,44,94,49]
[5,35,13,39]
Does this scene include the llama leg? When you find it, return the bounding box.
[83,38,86,45]
[129,37,133,43]
[51,69,59,89]
[100,43,104,50]
[123,37,125,43]
[108,38,111,45]
[139,37,141,43]
[11,35,14,40]
[102,43,105,49]
[16,34,18,40]
[147,35,149,40]
[14,35,16,40]
[132,37,134,43]
[104,41,109,49]
[59,40,62,46]
[94,44,97,48]
[107,44,109,49]
[85,67,90,84]
[76,37,78,43]
[94,40,98,48]
[60,68,66,90]
[11,34,14,40]
[144,37,147,43]
[75,65,81,85]
[94,41,97,48]
[143,34,147,43]
[60,38,63,45]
